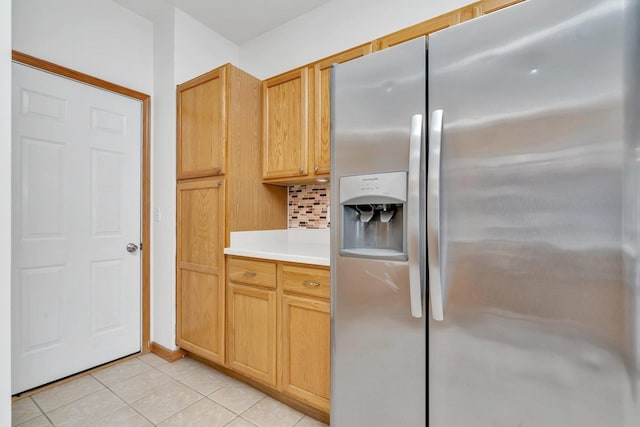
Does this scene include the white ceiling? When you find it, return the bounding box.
[114,0,332,44]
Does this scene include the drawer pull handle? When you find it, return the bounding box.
[303,280,320,287]
[243,271,257,276]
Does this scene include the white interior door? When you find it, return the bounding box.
[11,63,142,394]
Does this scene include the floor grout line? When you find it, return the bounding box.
[99,368,161,427]
[28,396,55,427]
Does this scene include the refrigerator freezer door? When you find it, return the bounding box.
[331,37,426,426]
[428,0,639,426]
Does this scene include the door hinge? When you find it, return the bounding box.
[139,243,143,251]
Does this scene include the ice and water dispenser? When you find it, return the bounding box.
[339,171,407,261]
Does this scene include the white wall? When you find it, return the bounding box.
[239,0,471,79]
[1,0,12,424]
[174,8,240,84]
[150,3,176,350]
[13,0,153,94]
[152,7,241,350]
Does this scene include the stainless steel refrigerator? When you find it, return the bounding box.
[330,0,640,425]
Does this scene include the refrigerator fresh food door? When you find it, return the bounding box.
[428,0,639,426]
[331,37,427,426]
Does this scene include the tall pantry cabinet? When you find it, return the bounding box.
[176,64,287,363]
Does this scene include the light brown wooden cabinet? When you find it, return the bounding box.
[227,282,277,387]
[281,295,330,413]
[262,44,372,184]
[225,256,331,415]
[374,9,470,51]
[310,44,372,176]
[176,178,226,364]
[226,258,278,387]
[177,67,226,179]
[176,64,287,363]
[373,0,524,50]
[262,68,309,180]
[280,261,331,413]
[472,0,524,17]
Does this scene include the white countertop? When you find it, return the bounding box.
[224,229,330,266]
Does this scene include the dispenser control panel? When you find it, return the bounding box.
[361,178,381,191]
[340,171,407,205]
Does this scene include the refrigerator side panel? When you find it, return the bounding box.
[623,0,640,424]
[330,38,427,427]
[428,0,637,426]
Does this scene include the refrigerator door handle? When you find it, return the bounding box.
[428,109,444,321]
[408,113,424,319]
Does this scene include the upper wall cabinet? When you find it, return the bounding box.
[311,43,372,176]
[263,68,309,180]
[373,0,525,51]
[177,67,226,179]
[472,0,525,17]
[262,43,373,184]
[374,9,470,51]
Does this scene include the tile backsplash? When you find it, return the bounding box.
[288,184,330,229]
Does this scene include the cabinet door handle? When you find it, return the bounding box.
[215,166,221,174]
[303,280,320,287]
[299,167,305,174]
[314,165,319,172]
[243,271,257,277]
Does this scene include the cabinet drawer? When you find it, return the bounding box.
[228,258,276,288]
[282,265,330,299]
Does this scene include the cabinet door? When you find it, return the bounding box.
[177,67,226,179]
[375,10,469,51]
[472,0,524,17]
[227,282,277,387]
[176,178,225,363]
[281,295,330,412]
[312,44,372,175]
[263,68,308,179]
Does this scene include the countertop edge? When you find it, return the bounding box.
[223,248,330,267]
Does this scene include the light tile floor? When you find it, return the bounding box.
[12,354,328,427]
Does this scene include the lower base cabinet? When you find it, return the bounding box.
[281,295,330,412]
[227,282,277,387]
[225,256,331,415]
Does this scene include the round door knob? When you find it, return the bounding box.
[126,243,139,253]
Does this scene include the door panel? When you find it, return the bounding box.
[263,68,308,179]
[331,37,427,427]
[227,283,277,387]
[428,0,635,425]
[281,295,330,412]
[177,68,226,179]
[176,178,225,364]
[21,266,64,352]
[22,138,66,238]
[91,150,124,236]
[12,63,142,394]
[90,260,124,335]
